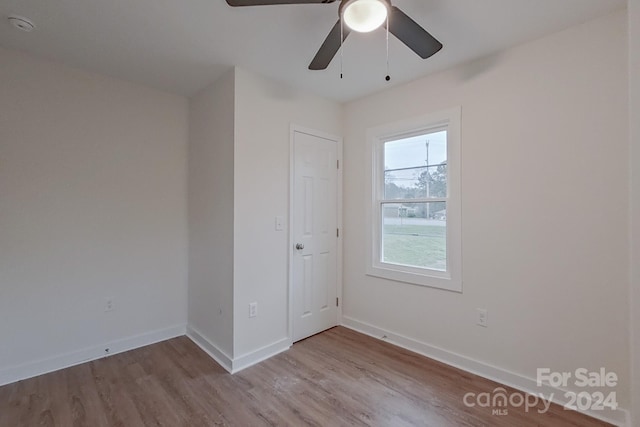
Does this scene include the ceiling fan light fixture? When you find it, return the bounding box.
[342,0,388,33]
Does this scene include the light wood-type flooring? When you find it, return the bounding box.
[0,326,612,426]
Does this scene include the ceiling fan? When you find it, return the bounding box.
[225,0,443,71]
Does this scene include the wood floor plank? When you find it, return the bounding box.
[0,327,614,427]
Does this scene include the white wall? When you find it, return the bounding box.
[186,67,342,369]
[629,0,640,424]
[343,9,630,417]
[187,69,236,360]
[0,47,189,384]
[233,68,342,359]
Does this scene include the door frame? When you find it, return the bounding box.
[288,124,343,345]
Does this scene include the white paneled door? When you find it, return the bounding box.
[292,129,339,342]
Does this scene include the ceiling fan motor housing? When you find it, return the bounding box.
[338,0,391,17]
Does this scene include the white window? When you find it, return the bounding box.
[366,108,462,292]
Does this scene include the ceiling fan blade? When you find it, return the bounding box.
[309,20,350,70]
[226,0,336,6]
[388,6,442,59]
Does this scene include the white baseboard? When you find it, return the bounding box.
[0,323,187,387]
[185,325,233,373]
[341,316,629,427]
[186,326,289,374]
[231,337,290,374]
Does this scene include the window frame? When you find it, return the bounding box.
[365,108,462,292]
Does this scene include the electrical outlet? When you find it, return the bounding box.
[476,308,488,327]
[249,302,258,318]
[105,297,115,312]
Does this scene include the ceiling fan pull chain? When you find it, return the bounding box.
[385,14,390,82]
[340,19,344,79]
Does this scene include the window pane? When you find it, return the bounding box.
[382,202,447,271]
[384,131,447,200]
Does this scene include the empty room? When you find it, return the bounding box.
[1,0,639,426]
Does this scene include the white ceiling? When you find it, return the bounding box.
[0,0,626,102]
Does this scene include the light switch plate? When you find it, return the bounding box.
[275,216,284,231]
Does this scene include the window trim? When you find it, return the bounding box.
[365,107,462,292]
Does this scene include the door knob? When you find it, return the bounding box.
[296,243,304,250]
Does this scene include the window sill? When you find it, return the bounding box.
[366,264,462,293]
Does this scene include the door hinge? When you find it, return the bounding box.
[337,159,339,169]
[336,297,339,307]
[337,228,339,238]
